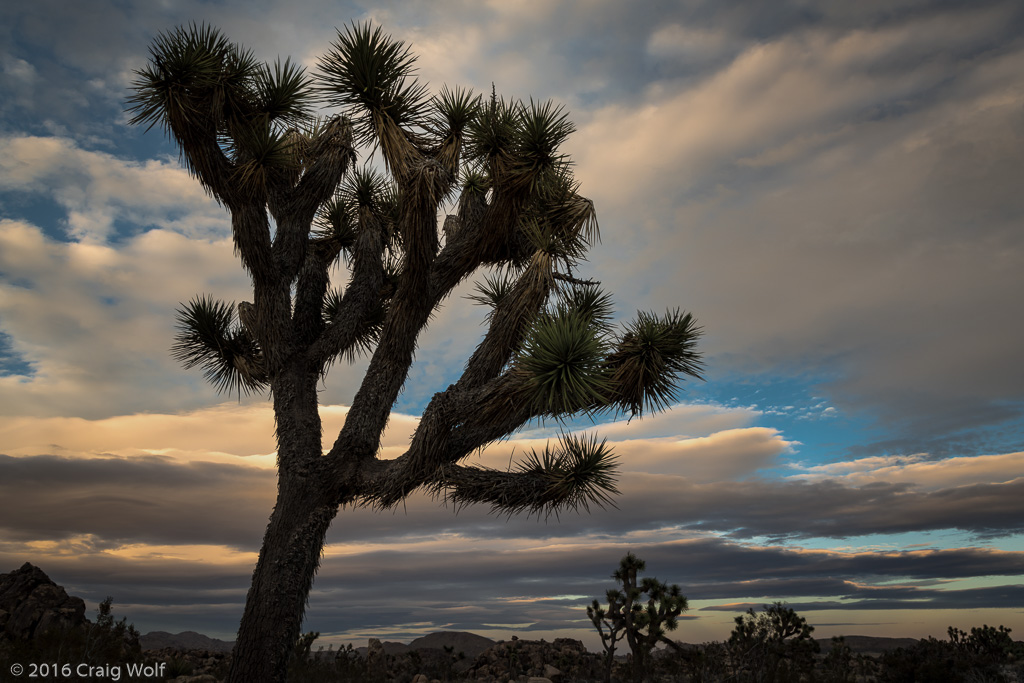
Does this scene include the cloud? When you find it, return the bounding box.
[563,13,1024,449]
[699,584,1024,612]
[0,218,255,418]
[646,24,735,65]
[0,135,228,242]
[583,402,760,440]
[0,380,1021,643]
[791,451,1024,490]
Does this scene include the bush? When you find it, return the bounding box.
[0,597,153,682]
[879,625,1022,683]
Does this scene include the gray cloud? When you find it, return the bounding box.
[703,585,1024,613]
[3,453,1022,552]
[0,454,273,547]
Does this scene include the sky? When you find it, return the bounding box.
[1,0,1023,651]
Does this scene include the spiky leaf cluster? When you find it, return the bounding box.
[314,166,400,260]
[514,432,619,514]
[605,309,704,417]
[127,24,316,199]
[431,432,618,518]
[316,23,428,149]
[518,305,611,416]
[467,270,518,315]
[171,296,268,396]
[464,93,574,192]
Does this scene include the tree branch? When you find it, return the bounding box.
[308,213,387,368]
[419,432,618,518]
[271,116,355,283]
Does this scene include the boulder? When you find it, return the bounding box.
[0,562,87,642]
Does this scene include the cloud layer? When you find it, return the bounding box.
[2,403,1022,644]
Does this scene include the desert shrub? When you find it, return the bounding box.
[665,641,730,683]
[0,597,146,682]
[820,636,853,683]
[285,633,378,683]
[878,625,1021,683]
[879,637,966,683]
[164,655,195,678]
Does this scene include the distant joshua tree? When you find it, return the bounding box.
[128,22,703,683]
[728,602,819,682]
[588,553,688,683]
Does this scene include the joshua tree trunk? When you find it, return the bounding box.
[128,22,703,683]
[229,487,336,683]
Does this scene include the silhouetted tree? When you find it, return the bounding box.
[588,553,688,682]
[727,602,818,683]
[128,22,703,683]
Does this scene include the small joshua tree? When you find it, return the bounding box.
[588,553,688,683]
[728,602,818,683]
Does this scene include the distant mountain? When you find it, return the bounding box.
[140,630,234,653]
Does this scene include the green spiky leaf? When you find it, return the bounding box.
[466,270,517,313]
[171,295,268,396]
[518,309,610,416]
[126,23,239,135]
[512,98,574,187]
[605,309,704,416]
[316,22,428,145]
[432,85,480,137]
[515,432,620,515]
[464,91,519,172]
[255,57,312,125]
[558,284,614,330]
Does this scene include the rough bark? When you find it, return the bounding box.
[226,481,337,683]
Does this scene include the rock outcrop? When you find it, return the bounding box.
[0,562,87,642]
[408,630,496,659]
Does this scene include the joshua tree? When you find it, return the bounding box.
[728,602,818,683]
[128,23,702,683]
[588,553,689,683]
